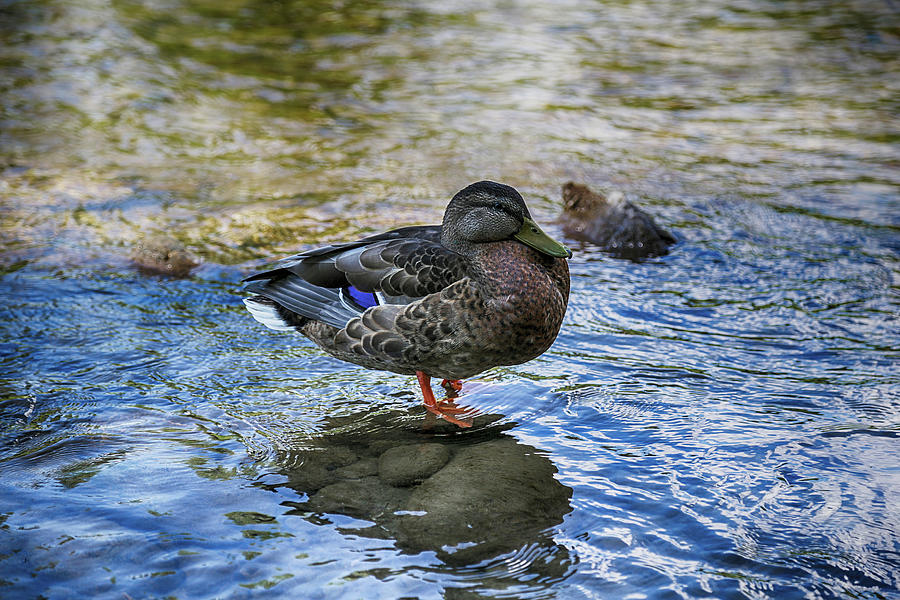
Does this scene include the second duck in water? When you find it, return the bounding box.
[243,181,571,427]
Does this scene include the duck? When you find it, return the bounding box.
[243,181,571,427]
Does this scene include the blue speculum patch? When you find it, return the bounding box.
[345,285,378,309]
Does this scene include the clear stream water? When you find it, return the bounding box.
[1,0,898,598]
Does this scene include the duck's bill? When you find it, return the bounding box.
[514,218,573,259]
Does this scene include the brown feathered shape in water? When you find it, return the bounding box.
[243,181,571,427]
[560,182,675,259]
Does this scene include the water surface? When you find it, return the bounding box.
[1,0,898,598]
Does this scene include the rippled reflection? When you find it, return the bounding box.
[270,409,574,593]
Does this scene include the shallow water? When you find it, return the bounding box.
[1,0,899,598]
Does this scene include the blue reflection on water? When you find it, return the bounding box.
[1,203,897,598]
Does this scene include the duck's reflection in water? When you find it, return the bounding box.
[271,408,574,578]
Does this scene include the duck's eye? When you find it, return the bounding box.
[491,201,504,211]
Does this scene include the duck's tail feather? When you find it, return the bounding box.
[243,296,299,332]
[244,275,362,330]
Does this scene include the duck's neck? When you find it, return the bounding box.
[466,241,568,302]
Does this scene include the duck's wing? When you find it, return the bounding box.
[243,225,467,330]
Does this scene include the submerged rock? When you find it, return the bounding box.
[283,446,359,493]
[130,236,198,277]
[277,407,572,566]
[307,477,410,520]
[394,437,572,564]
[335,457,379,480]
[378,443,450,487]
[560,181,675,259]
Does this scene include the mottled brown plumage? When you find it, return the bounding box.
[243,181,571,425]
[299,241,569,380]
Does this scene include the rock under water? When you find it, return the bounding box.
[277,408,573,567]
[560,181,675,259]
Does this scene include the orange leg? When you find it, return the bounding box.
[440,379,463,393]
[416,371,472,428]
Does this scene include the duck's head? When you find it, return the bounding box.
[442,181,572,259]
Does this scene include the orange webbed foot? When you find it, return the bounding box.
[424,402,474,428]
[417,371,473,428]
[433,399,469,414]
[440,379,463,393]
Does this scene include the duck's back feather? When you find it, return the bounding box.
[243,225,467,331]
